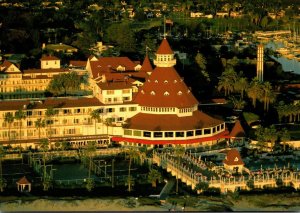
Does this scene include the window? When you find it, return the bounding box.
[150,91,155,95]
[74,119,79,124]
[74,108,81,114]
[124,129,132,136]
[212,127,216,133]
[133,130,141,136]
[27,121,33,127]
[143,131,151,137]
[123,89,130,94]
[123,97,130,101]
[154,132,162,138]
[164,80,168,84]
[177,91,182,95]
[107,108,115,113]
[119,107,127,112]
[26,111,32,116]
[204,128,211,135]
[164,91,169,96]
[117,117,123,122]
[195,129,202,135]
[129,107,137,111]
[107,90,114,95]
[221,123,225,129]
[176,132,184,137]
[186,131,194,137]
[165,132,173,137]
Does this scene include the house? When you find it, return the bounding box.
[222,149,244,173]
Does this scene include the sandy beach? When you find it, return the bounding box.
[1,193,300,212]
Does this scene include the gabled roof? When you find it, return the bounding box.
[23,68,68,74]
[69,60,87,67]
[140,54,153,72]
[125,111,224,131]
[0,97,103,111]
[134,66,198,108]
[223,149,244,166]
[16,176,31,185]
[156,38,173,54]
[230,120,246,138]
[0,60,13,71]
[40,55,60,61]
[0,60,21,73]
[97,81,132,90]
[90,57,137,78]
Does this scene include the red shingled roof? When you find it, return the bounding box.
[97,81,132,90]
[134,66,198,108]
[112,130,229,145]
[156,38,173,54]
[16,176,31,185]
[0,97,103,111]
[90,57,137,79]
[69,60,87,67]
[23,68,68,74]
[40,55,59,61]
[140,54,153,72]
[125,111,224,131]
[230,120,246,138]
[223,149,244,166]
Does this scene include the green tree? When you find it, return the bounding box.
[0,145,6,192]
[195,51,210,82]
[90,109,100,135]
[47,72,82,96]
[4,112,14,142]
[45,107,56,138]
[40,138,51,191]
[106,22,136,53]
[261,81,276,112]
[35,118,45,140]
[148,168,162,188]
[247,78,263,108]
[229,96,246,110]
[217,66,238,96]
[234,76,248,99]
[280,128,290,152]
[125,148,140,192]
[15,109,26,152]
[173,145,185,194]
[83,141,97,191]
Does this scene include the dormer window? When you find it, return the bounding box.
[141,90,145,94]
[174,80,177,83]
[164,80,168,84]
[150,91,156,95]
[148,79,151,82]
[154,80,158,83]
[164,91,169,96]
[187,89,191,94]
[177,91,182,95]
[234,157,239,162]
[180,78,184,82]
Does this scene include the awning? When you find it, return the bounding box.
[112,130,230,145]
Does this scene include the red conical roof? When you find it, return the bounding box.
[140,54,153,72]
[230,120,246,138]
[156,38,173,54]
[223,149,244,166]
[134,66,198,108]
[16,176,31,185]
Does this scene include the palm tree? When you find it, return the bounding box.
[4,112,14,142]
[90,109,100,135]
[261,81,276,112]
[148,168,162,188]
[125,148,140,192]
[45,107,56,138]
[0,145,6,192]
[217,66,238,96]
[247,78,263,108]
[229,96,246,111]
[173,145,185,194]
[35,118,45,140]
[15,109,26,151]
[280,128,290,152]
[83,141,96,191]
[40,138,51,191]
[234,77,248,99]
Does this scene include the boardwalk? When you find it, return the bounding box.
[153,151,300,194]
